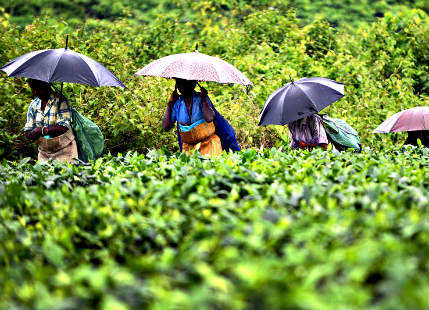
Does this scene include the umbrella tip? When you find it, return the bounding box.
[289,74,294,84]
[195,43,198,52]
[65,35,69,50]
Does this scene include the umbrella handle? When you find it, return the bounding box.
[196,82,208,93]
[197,81,210,96]
[51,83,66,101]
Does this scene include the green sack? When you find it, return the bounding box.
[71,108,104,162]
[322,116,361,152]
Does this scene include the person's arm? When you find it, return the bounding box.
[200,87,215,122]
[25,125,68,140]
[24,100,40,140]
[314,114,329,150]
[25,127,42,140]
[163,90,179,131]
[43,125,68,137]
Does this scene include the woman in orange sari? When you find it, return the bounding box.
[163,78,222,156]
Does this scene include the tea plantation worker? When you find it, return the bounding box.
[288,114,329,150]
[404,130,429,147]
[24,78,78,162]
[163,78,222,157]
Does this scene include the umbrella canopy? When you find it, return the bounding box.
[135,51,252,86]
[1,48,126,88]
[258,77,344,126]
[372,106,429,133]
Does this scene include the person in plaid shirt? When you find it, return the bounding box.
[24,79,78,162]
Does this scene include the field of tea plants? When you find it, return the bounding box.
[1,2,428,308]
[0,147,428,309]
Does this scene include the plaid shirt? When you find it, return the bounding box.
[24,94,72,131]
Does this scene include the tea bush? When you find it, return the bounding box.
[0,147,428,309]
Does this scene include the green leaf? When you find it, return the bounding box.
[42,237,65,269]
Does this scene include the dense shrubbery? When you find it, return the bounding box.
[0,147,428,309]
[0,5,428,160]
[1,3,428,309]
[1,0,428,27]
[0,0,166,26]
[289,0,429,27]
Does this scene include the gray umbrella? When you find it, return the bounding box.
[258,77,344,126]
[0,39,125,88]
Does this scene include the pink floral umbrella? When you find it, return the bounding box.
[135,50,252,86]
[372,106,429,133]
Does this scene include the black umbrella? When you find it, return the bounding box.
[258,77,344,126]
[0,36,126,88]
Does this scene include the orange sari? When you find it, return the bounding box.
[179,121,222,157]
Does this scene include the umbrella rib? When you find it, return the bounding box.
[81,52,126,87]
[258,84,287,123]
[423,112,429,130]
[56,51,98,85]
[280,85,295,124]
[211,60,224,83]
[47,49,67,83]
[82,60,102,86]
[294,84,319,112]
[407,111,412,132]
[299,80,344,100]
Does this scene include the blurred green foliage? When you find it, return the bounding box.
[289,0,429,27]
[0,0,168,26]
[0,147,428,309]
[1,0,428,28]
[0,4,428,159]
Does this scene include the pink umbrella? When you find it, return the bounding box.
[372,106,429,133]
[135,50,252,86]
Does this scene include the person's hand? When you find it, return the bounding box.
[168,89,179,106]
[33,127,42,139]
[199,86,208,100]
[26,127,42,140]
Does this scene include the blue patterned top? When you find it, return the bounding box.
[171,92,213,126]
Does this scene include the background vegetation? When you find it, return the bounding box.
[1,0,428,27]
[1,1,428,160]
